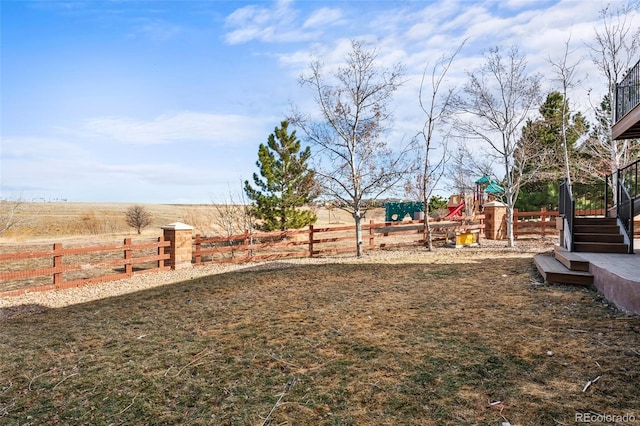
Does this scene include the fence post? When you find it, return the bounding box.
[53,243,63,287]
[481,202,506,240]
[308,225,314,258]
[369,219,375,249]
[124,238,132,276]
[161,222,194,270]
[194,234,201,265]
[157,236,167,270]
[540,207,547,236]
[513,208,519,239]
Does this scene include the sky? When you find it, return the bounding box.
[1,0,638,204]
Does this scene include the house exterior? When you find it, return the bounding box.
[535,58,640,314]
[612,59,640,140]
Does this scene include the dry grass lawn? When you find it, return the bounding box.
[1,249,638,425]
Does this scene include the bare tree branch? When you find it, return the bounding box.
[414,39,466,250]
[585,1,640,191]
[0,198,25,237]
[290,40,412,256]
[454,45,543,247]
[549,32,583,186]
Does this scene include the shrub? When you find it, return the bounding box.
[125,205,152,234]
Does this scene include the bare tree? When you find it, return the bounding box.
[549,34,583,186]
[454,45,543,247]
[414,41,465,250]
[0,197,24,237]
[447,143,494,197]
[212,183,254,239]
[125,205,152,234]
[586,1,640,185]
[290,40,413,256]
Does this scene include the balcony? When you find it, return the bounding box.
[612,59,640,140]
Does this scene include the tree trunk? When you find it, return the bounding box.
[506,205,515,248]
[504,152,516,248]
[423,201,433,251]
[354,209,363,257]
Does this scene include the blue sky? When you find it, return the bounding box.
[1,0,637,203]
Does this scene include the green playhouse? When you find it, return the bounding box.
[384,201,424,222]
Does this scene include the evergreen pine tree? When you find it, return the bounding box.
[244,121,318,231]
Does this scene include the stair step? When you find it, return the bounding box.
[574,217,617,225]
[573,242,629,253]
[573,225,620,234]
[573,233,624,243]
[534,254,593,286]
[553,246,590,271]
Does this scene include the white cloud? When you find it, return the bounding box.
[303,7,344,29]
[0,111,278,202]
[223,0,349,45]
[2,137,70,159]
[80,112,271,146]
[6,0,638,203]
[0,134,259,203]
[224,0,312,44]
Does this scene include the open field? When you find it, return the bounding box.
[1,202,384,242]
[1,249,639,425]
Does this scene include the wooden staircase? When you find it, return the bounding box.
[572,217,628,253]
[534,217,628,286]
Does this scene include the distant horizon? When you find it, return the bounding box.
[12,196,434,206]
[2,0,637,203]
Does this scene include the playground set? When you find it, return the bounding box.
[385,176,503,221]
[384,176,503,247]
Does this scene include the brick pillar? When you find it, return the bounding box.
[162,222,194,270]
[483,201,506,240]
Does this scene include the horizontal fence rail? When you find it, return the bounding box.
[192,217,487,266]
[193,228,312,264]
[513,208,559,238]
[0,237,170,297]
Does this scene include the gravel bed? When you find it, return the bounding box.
[0,238,554,319]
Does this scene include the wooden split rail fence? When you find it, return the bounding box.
[192,217,486,265]
[513,208,559,238]
[0,238,170,297]
[1,218,484,296]
[5,208,637,297]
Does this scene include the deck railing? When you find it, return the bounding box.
[617,158,639,253]
[571,181,613,216]
[603,158,640,254]
[618,183,635,253]
[615,59,640,122]
[618,157,640,201]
